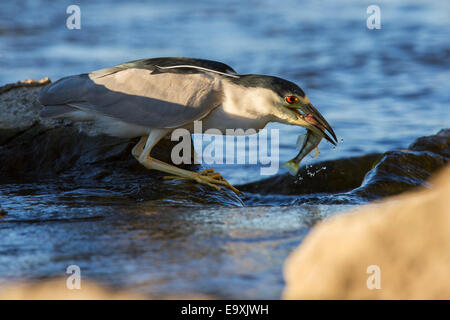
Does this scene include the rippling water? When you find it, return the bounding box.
[0,0,448,298]
[0,181,352,298]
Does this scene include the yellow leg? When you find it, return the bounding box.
[131,135,148,158]
[132,133,240,195]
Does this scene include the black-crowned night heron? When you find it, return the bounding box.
[39,57,337,194]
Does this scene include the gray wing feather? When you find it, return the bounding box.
[39,67,224,128]
[39,74,90,105]
[39,105,77,118]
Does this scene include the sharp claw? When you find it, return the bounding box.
[205,181,222,191]
[199,168,215,175]
[213,179,241,195]
[163,169,240,195]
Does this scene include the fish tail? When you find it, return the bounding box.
[282,160,300,176]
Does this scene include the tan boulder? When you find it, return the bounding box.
[283,166,450,299]
[0,279,144,300]
[0,278,212,300]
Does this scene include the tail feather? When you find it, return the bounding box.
[38,74,89,106]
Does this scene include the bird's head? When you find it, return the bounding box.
[233,75,337,145]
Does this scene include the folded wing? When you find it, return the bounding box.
[39,65,224,129]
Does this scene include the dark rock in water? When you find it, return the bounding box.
[0,81,242,207]
[240,129,449,203]
[409,129,450,158]
[349,129,449,200]
[240,153,383,195]
[351,149,448,200]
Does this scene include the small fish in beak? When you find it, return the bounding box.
[302,104,337,145]
[282,107,337,176]
[282,129,322,176]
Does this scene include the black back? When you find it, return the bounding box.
[130,57,237,75]
[230,74,306,98]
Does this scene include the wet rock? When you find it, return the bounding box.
[240,153,383,195]
[241,129,449,202]
[349,129,449,200]
[351,149,447,200]
[409,128,450,158]
[0,80,242,206]
[283,166,450,299]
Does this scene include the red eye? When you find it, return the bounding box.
[285,96,298,104]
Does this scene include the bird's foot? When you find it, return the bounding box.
[164,168,240,195]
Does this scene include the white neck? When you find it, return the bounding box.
[199,79,303,133]
[221,81,277,122]
[222,80,301,126]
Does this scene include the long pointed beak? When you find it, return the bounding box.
[299,104,337,145]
